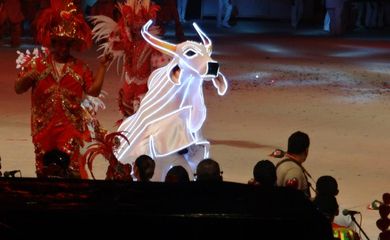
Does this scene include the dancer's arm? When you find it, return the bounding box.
[87,54,113,97]
[15,71,38,94]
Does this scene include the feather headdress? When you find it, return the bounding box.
[36,0,92,51]
[89,0,160,75]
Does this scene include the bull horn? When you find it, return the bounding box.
[193,22,212,53]
[141,20,177,57]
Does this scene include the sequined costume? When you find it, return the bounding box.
[90,0,171,119]
[17,50,93,177]
[15,0,108,178]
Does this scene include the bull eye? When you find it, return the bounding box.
[184,49,197,58]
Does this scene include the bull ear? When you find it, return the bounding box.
[212,73,228,96]
[141,20,177,57]
[169,65,181,85]
[193,22,212,53]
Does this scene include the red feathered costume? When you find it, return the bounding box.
[15,0,98,179]
[116,2,162,118]
[90,0,171,120]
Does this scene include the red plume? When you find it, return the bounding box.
[81,131,131,180]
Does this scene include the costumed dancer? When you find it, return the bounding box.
[89,0,171,122]
[115,20,228,181]
[0,0,24,47]
[15,0,111,179]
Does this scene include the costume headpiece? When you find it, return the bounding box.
[117,0,159,37]
[36,0,92,51]
[89,0,160,73]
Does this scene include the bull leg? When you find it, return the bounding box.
[183,131,210,173]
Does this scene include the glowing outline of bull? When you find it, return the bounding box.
[115,20,228,171]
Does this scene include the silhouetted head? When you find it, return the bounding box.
[316,175,339,196]
[42,149,70,178]
[134,155,155,182]
[253,160,277,187]
[165,165,190,183]
[195,158,222,182]
[287,131,310,155]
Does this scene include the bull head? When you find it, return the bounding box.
[141,20,227,96]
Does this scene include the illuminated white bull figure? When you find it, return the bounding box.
[115,20,228,181]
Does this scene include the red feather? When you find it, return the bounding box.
[81,131,130,180]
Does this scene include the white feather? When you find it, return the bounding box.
[89,15,126,77]
[82,91,108,114]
